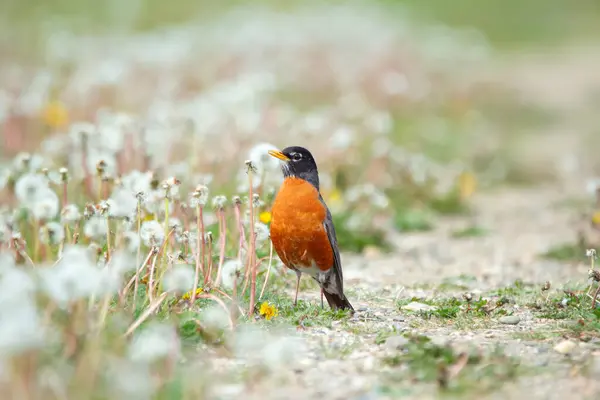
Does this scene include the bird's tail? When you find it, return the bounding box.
[323,289,354,312]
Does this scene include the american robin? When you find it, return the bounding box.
[267,146,354,311]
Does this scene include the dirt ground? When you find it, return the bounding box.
[209,46,600,400]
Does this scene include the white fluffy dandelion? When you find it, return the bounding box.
[254,222,270,243]
[221,259,243,290]
[39,245,101,307]
[84,216,108,240]
[61,204,81,224]
[140,220,165,246]
[14,173,49,207]
[39,221,65,245]
[31,189,60,221]
[128,323,180,363]
[107,187,138,219]
[162,264,194,293]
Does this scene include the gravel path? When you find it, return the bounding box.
[209,47,600,400]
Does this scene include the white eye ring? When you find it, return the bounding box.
[291,153,302,161]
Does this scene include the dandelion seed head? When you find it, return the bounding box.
[107,188,138,219]
[87,151,116,177]
[31,189,60,221]
[162,177,181,200]
[221,259,243,290]
[40,221,65,245]
[122,231,141,253]
[163,264,194,293]
[128,323,180,363]
[211,195,227,210]
[39,245,100,307]
[83,216,108,240]
[254,222,270,243]
[107,359,154,399]
[121,170,153,195]
[140,220,165,246]
[109,250,136,275]
[586,249,597,258]
[0,300,44,356]
[198,305,230,331]
[0,257,36,304]
[248,142,280,174]
[142,189,165,215]
[12,152,44,174]
[14,173,49,207]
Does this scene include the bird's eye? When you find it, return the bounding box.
[291,153,302,162]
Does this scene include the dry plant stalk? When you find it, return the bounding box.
[246,162,258,316]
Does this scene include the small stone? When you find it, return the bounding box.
[499,315,521,325]
[403,302,436,312]
[554,340,577,355]
[384,335,409,350]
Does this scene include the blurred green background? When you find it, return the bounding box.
[3,0,600,55]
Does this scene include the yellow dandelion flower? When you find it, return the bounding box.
[592,211,600,226]
[259,211,272,224]
[143,213,156,222]
[259,301,278,320]
[182,288,203,301]
[42,100,69,129]
[458,171,476,200]
[329,188,342,204]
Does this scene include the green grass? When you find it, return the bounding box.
[398,295,501,321]
[332,212,392,253]
[384,0,600,49]
[394,208,434,232]
[542,242,589,262]
[451,225,488,239]
[379,333,521,395]
[258,292,353,328]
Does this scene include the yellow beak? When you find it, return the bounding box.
[268,149,290,162]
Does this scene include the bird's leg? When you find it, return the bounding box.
[294,270,301,307]
[320,288,324,309]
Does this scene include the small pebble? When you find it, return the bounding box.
[554,340,577,355]
[499,315,521,325]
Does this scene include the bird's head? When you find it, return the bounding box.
[268,146,320,189]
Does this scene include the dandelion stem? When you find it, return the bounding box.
[105,217,111,261]
[191,204,202,303]
[98,293,112,331]
[199,206,206,284]
[148,250,160,303]
[121,247,155,305]
[96,176,102,202]
[259,240,274,300]
[233,200,246,261]
[124,291,169,337]
[247,168,258,316]
[33,219,40,262]
[132,198,142,312]
[206,235,213,285]
[214,208,227,287]
[62,181,68,208]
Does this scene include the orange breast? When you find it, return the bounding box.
[269,178,333,272]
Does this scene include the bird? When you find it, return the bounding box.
[267,146,354,311]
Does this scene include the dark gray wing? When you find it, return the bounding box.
[319,195,344,291]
